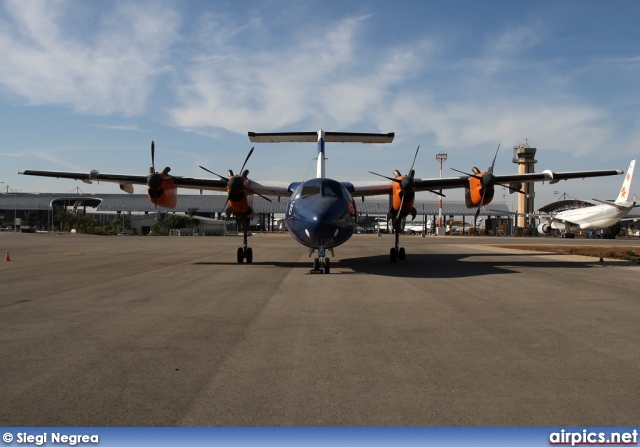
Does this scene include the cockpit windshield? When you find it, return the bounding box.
[322,181,342,198]
[300,184,321,198]
[298,179,344,199]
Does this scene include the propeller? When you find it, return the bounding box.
[147,141,170,207]
[369,145,421,223]
[450,143,526,226]
[199,147,273,205]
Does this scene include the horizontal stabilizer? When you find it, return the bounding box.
[591,198,634,209]
[248,131,394,144]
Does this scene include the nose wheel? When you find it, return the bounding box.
[310,246,331,273]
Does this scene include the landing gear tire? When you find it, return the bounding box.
[398,247,406,261]
[237,247,245,264]
[313,257,320,271]
[245,247,253,264]
[323,257,331,274]
[390,247,397,263]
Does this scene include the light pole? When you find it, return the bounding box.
[435,152,447,230]
[1,182,19,232]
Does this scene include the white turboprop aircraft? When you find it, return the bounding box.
[536,159,636,237]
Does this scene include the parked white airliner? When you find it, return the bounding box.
[536,159,636,237]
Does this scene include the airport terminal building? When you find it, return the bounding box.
[1,191,637,236]
[1,192,518,235]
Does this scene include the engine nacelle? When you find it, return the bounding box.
[226,176,254,217]
[147,175,178,208]
[119,183,134,194]
[464,175,494,207]
[537,222,551,234]
[390,176,416,220]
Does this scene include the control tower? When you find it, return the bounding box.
[512,142,537,230]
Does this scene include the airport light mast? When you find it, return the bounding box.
[1,182,19,232]
[435,152,447,231]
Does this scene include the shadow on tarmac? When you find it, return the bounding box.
[337,253,597,278]
[194,252,597,278]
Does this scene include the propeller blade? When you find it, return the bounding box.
[450,167,480,178]
[474,204,482,227]
[488,143,500,174]
[408,145,420,176]
[245,187,273,202]
[239,147,255,174]
[496,182,526,195]
[395,191,406,222]
[199,165,228,181]
[474,185,489,227]
[151,141,156,173]
[369,171,402,183]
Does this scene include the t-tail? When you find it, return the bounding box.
[248,130,395,178]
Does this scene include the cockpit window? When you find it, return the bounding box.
[297,180,344,198]
[300,185,321,198]
[322,181,343,198]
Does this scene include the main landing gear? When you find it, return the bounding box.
[309,246,333,274]
[236,221,253,264]
[237,246,253,263]
[389,220,406,263]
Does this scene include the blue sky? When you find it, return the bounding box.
[1,0,638,209]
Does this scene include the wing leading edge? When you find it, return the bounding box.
[18,168,291,198]
[349,168,623,198]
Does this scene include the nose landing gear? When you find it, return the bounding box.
[310,246,333,273]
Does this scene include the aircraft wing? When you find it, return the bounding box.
[526,212,583,229]
[18,169,149,185]
[18,164,622,200]
[410,168,623,192]
[18,168,292,197]
[19,169,229,190]
[343,167,623,199]
[349,181,393,197]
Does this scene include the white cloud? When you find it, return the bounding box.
[169,11,621,161]
[0,0,179,116]
[169,14,434,133]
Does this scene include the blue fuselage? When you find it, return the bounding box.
[285,178,357,249]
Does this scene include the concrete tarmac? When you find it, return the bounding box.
[1,232,639,426]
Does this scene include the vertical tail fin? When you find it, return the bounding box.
[615,159,635,204]
[317,130,326,178]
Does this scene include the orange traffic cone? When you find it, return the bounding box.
[598,253,604,263]
[5,251,11,261]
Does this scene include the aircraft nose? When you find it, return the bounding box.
[297,197,355,245]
